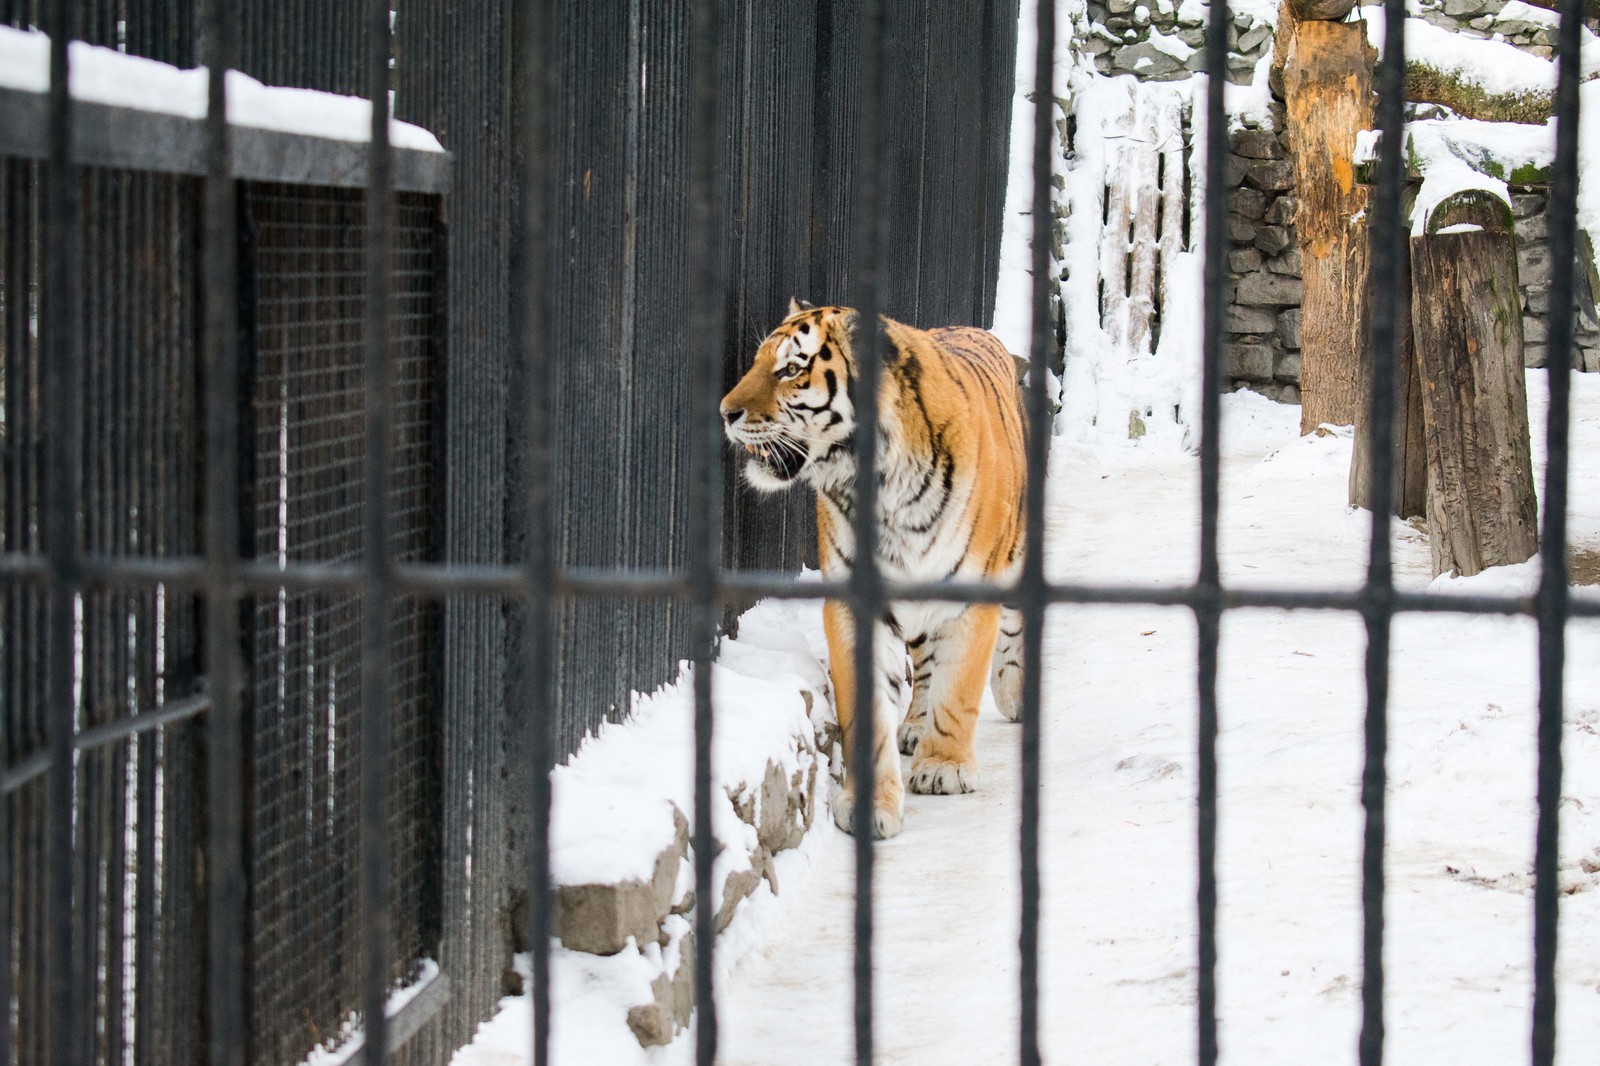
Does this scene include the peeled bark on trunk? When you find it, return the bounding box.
[1280,10,1376,434]
[1410,207,1538,578]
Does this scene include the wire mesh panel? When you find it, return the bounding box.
[1,161,207,1066]
[391,1,516,1060]
[240,182,443,1066]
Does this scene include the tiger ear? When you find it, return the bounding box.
[787,297,816,317]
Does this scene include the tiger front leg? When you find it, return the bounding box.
[897,650,927,755]
[989,605,1025,723]
[907,604,1000,795]
[824,602,906,840]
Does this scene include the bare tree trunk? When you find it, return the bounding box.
[1411,212,1538,577]
[1349,234,1426,518]
[1279,9,1376,434]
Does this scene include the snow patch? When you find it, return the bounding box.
[454,593,835,1065]
[1359,6,1597,98]
[1147,27,1196,63]
[550,594,829,895]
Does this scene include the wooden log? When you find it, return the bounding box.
[1410,196,1538,578]
[1125,91,1161,360]
[1287,0,1357,20]
[1349,217,1426,519]
[1156,98,1186,322]
[1280,8,1376,434]
[1099,90,1135,358]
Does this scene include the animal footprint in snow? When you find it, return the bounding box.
[1114,754,1182,782]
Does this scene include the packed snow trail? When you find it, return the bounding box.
[716,380,1600,1065]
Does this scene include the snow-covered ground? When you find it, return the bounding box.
[454,371,1600,1065]
[449,1,1600,1058]
[713,373,1600,1066]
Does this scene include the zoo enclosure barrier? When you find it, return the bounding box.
[0,0,1019,1063]
[0,2,1592,1066]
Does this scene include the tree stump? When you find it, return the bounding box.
[1287,0,1357,20]
[1410,195,1539,578]
[1349,222,1426,519]
[1278,7,1377,434]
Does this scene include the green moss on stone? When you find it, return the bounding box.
[1405,64,1552,126]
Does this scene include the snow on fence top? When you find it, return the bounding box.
[0,25,444,153]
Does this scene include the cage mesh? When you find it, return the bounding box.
[1,160,207,1066]
[242,183,442,1066]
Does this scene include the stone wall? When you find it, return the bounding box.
[1077,0,1600,399]
[526,690,827,1049]
[1082,0,1274,84]
[1412,0,1566,51]
[1223,109,1306,402]
[1511,192,1600,372]
[543,740,823,1047]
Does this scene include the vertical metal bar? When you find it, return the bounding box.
[1531,0,1581,1060]
[687,0,725,1063]
[0,746,9,1066]
[509,0,557,1063]
[360,0,396,1060]
[848,2,887,1064]
[199,2,246,1064]
[971,0,997,321]
[40,0,84,1063]
[1359,0,1408,1061]
[1196,0,1228,1062]
[1018,1,1053,1063]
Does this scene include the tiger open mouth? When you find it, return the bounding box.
[743,441,808,482]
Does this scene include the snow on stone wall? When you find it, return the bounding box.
[1061,0,1600,415]
[526,593,836,1053]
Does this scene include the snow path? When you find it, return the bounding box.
[716,380,1600,1065]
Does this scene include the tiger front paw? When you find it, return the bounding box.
[896,714,927,756]
[907,753,979,795]
[830,788,904,839]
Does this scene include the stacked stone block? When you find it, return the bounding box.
[1082,0,1273,84]
[1413,0,1571,52]
[1224,113,1306,402]
[1511,192,1600,373]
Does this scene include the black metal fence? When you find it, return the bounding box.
[0,0,1592,1065]
[0,0,1020,1063]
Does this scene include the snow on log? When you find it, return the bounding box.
[1353,119,1541,235]
[1410,198,1539,578]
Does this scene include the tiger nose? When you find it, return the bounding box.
[721,404,744,428]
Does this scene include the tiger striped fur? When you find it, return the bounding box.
[720,299,1026,840]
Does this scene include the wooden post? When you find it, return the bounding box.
[1277,4,1376,434]
[1410,193,1539,577]
[1349,200,1427,518]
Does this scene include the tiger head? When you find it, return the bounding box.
[720,299,858,493]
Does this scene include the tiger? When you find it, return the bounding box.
[720,299,1027,839]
